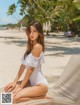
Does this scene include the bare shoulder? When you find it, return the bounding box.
[34,43,43,51]
[32,43,43,57]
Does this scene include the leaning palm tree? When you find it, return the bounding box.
[7,3,23,29]
[7,4,16,15]
[7,4,19,21]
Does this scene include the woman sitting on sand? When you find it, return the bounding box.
[4,21,48,103]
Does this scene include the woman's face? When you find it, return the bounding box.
[29,25,39,41]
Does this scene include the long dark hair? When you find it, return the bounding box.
[24,20,45,59]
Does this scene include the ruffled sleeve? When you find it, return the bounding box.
[28,52,45,68]
[21,52,45,68]
[21,57,26,65]
[28,54,39,68]
[39,53,45,64]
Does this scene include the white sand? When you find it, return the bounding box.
[0,30,80,104]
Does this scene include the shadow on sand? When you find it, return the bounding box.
[0,35,80,56]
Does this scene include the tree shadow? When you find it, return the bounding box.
[2,40,27,46]
[1,34,80,55]
[0,36,22,40]
[0,36,27,46]
[45,34,80,42]
[45,43,80,56]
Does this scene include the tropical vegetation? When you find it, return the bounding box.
[7,0,80,34]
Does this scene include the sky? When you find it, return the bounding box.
[0,0,23,25]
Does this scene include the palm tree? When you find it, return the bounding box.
[7,4,19,21]
[7,0,80,31]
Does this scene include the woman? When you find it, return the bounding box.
[4,21,48,103]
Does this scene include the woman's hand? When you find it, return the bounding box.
[4,81,17,92]
[13,85,22,97]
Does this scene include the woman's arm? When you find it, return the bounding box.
[13,64,26,83]
[20,44,42,88]
[20,67,34,88]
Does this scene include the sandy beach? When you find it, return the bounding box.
[0,30,80,104]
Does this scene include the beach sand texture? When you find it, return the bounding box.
[0,30,80,104]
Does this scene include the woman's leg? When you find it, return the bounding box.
[11,80,31,93]
[15,94,52,103]
[13,95,48,103]
[13,84,48,103]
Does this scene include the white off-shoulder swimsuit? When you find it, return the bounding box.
[21,52,48,87]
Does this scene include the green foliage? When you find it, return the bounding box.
[72,17,80,33]
[7,0,80,32]
[7,4,16,15]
